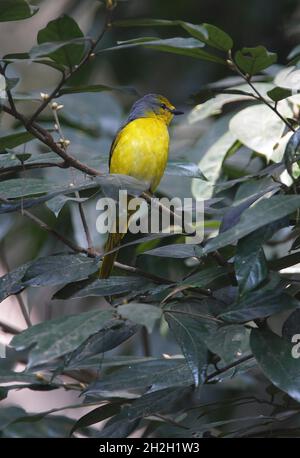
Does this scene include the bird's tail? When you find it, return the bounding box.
[99,199,137,278]
[99,232,123,278]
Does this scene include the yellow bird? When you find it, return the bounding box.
[99,93,183,278]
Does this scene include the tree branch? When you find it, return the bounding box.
[227,51,296,132]
[205,353,254,382]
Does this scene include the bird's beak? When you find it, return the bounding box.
[171,108,184,115]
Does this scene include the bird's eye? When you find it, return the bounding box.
[160,103,167,110]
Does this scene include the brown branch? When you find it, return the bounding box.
[0,161,67,177]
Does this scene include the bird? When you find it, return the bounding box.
[99,93,183,278]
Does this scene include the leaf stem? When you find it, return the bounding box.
[227,51,296,132]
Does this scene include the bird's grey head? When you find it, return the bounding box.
[127,93,183,123]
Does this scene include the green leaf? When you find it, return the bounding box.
[229,104,286,160]
[22,253,100,287]
[36,15,85,67]
[104,37,225,64]
[202,23,233,51]
[205,324,250,364]
[267,87,292,102]
[235,236,268,295]
[84,359,193,398]
[0,0,38,22]
[282,309,300,341]
[53,276,152,299]
[165,162,207,180]
[219,276,300,323]
[3,414,81,438]
[220,187,280,233]
[123,386,192,420]
[30,38,87,60]
[204,195,300,254]
[165,305,217,386]
[0,262,29,302]
[64,321,139,369]
[117,303,161,333]
[95,413,140,439]
[70,403,122,436]
[114,18,233,51]
[11,308,115,367]
[144,243,200,258]
[0,131,35,149]
[0,178,66,199]
[181,266,228,288]
[250,327,300,402]
[235,46,277,75]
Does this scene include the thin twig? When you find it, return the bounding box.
[77,191,94,254]
[227,51,296,132]
[0,161,67,177]
[205,353,254,382]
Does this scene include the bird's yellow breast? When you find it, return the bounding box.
[109,117,169,192]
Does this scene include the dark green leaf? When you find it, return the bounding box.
[250,327,300,402]
[165,305,217,386]
[282,309,300,341]
[104,37,225,64]
[205,324,250,364]
[219,276,300,323]
[95,413,140,438]
[0,178,61,199]
[202,23,233,51]
[53,276,152,299]
[0,131,35,149]
[84,359,193,398]
[117,303,161,333]
[22,253,100,287]
[70,403,122,436]
[181,266,227,288]
[11,308,115,367]
[165,162,207,180]
[123,386,192,420]
[36,15,85,67]
[0,0,38,22]
[0,262,29,302]
[267,87,292,102]
[235,46,277,75]
[64,320,139,369]
[204,196,300,254]
[30,38,87,60]
[144,243,200,258]
[220,186,280,233]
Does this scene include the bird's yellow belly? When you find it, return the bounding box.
[110,117,169,192]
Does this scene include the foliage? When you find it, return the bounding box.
[1,0,300,439]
